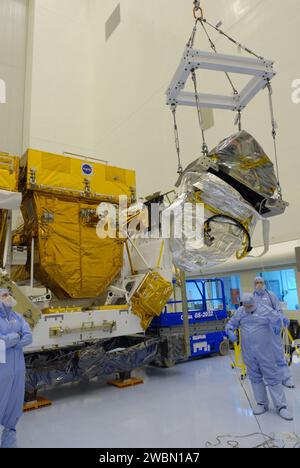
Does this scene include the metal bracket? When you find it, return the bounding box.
[166,48,275,111]
[29,169,37,186]
[30,292,52,304]
[263,198,289,218]
[49,320,117,338]
[197,155,219,172]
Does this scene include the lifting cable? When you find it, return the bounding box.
[266,79,283,199]
[188,1,241,154]
[171,106,183,175]
[198,18,239,97]
[191,69,209,156]
[203,17,264,60]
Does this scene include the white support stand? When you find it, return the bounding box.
[0,190,22,276]
[3,210,12,276]
[295,249,300,318]
[30,237,35,290]
[166,48,275,111]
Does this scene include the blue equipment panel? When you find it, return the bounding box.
[189,331,225,358]
[151,308,227,327]
[151,278,228,328]
[151,278,228,359]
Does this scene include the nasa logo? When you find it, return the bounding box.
[82,164,93,176]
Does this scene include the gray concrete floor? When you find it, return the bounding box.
[16,355,300,448]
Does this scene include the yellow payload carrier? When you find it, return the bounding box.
[0,149,173,355]
[18,149,136,299]
[0,153,21,270]
[0,152,19,191]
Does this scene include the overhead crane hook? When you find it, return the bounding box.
[193,1,204,20]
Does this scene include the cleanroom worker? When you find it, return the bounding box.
[226,293,293,421]
[0,288,32,448]
[254,276,294,388]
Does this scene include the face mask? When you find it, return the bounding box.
[2,296,17,309]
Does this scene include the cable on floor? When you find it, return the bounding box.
[216,351,282,448]
[205,431,300,449]
[238,373,272,447]
[205,357,300,448]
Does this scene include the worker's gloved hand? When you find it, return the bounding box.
[6,333,21,348]
[227,330,238,343]
[282,317,290,329]
[273,325,282,336]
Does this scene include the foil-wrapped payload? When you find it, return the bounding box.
[208,130,277,198]
[177,130,278,199]
[168,131,276,273]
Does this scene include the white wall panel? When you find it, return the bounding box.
[25,0,95,156]
[0,0,28,155]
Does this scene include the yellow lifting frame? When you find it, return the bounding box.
[230,329,247,380]
[284,328,300,362]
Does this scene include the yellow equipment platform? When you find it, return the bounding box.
[23,397,53,412]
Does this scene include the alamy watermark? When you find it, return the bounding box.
[0,79,6,104]
[96,195,205,243]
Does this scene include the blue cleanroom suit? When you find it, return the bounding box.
[253,283,294,388]
[226,294,292,420]
[0,291,32,448]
